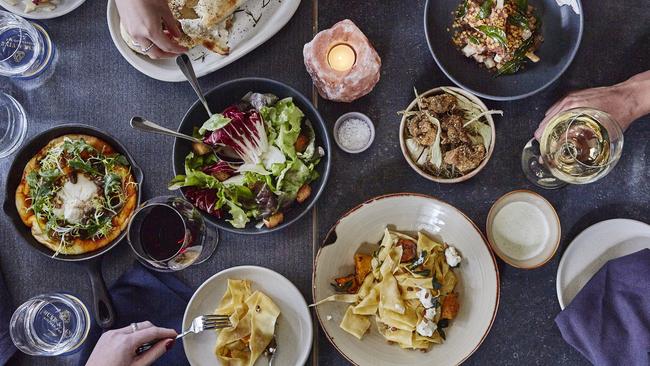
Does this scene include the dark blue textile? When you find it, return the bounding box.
[555,249,650,366]
[0,270,16,366]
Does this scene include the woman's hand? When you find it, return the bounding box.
[115,0,187,59]
[535,71,650,140]
[86,322,177,366]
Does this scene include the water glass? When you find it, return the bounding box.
[0,92,27,158]
[10,293,90,356]
[127,196,219,272]
[0,10,54,78]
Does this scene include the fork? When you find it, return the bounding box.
[135,314,231,355]
[263,335,277,366]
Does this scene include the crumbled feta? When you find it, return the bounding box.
[484,57,496,69]
[394,303,405,313]
[522,29,532,40]
[424,307,437,320]
[445,246,462,267]
[416,288,436,309]
[494,54,503,63]
[326,315,333,321]
[462,44,478,57]
[416,319,438,337]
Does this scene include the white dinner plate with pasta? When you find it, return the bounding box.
[313,193,500,366]
[183,266,313,366]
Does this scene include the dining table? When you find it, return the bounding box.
[1,0,649,365]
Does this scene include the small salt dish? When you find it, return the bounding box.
[333,112,375,153]
[486,190,561,269]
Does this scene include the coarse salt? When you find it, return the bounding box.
[337,118,371,151]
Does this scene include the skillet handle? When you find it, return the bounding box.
[84,258,116,329]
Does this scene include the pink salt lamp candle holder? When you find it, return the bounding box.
[303,19,381,103]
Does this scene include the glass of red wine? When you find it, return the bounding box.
[127,196,219,272]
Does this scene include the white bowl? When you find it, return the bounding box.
[313,193,500,366]
[0,0,86,19]
[183,266,313,366]
[398,87,496,183]
[486,190,561,269]
[333,112,375,153]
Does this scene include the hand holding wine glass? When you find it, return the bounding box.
[535,70,650,140]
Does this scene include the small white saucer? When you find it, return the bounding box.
[486,190,561,269]
[333,112,375,153]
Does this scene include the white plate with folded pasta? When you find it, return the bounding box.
[313,193,499,366]
[106,0,300,82]
[183,266,312,366]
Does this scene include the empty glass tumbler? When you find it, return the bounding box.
[10,293,90,356]
[0,10,54,78]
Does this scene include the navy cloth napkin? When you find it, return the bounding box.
[76,263,192,366]
[0,270,16,366]
[555,249,650,366]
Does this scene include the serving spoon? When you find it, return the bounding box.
[176,54,213,117]
[129,117,242,164]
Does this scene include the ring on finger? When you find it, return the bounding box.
[131,322,139,333]
[141,42,155,53]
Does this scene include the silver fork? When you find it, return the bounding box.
[135,315,231,355]
[263,333,278,366]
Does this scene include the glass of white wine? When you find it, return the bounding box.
[522,108,624,189]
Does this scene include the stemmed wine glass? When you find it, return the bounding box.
[521,108,624,189]
[127,196,219,272]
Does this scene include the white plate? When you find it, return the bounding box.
[556,218,650,309]
[0,0,85,19]
[106,0,300,82]
[183,266,313,366]
[313,193,500,366]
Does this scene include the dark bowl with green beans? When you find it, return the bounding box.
[424,0,583,101]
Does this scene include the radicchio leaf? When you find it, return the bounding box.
[184,187,222,218]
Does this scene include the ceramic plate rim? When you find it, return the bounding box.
[106,0,301,82]
[183,265,313,366]
[556,218,650,309]
[0,0,85,19]
[313,192,500,366]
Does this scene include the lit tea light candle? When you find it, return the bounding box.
[327,44,356,72]
[304,19,381,102]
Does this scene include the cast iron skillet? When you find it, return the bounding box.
[172,77,331,235]
[3,124,144,329]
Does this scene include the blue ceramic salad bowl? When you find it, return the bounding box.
[171,77,331,235]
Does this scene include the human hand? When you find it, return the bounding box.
[534,72,650,140]
[85,322,177,366]
[115,0,187,59]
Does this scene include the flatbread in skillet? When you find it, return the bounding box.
[15,134,138,255]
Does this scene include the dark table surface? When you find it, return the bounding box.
[1,0,649,365]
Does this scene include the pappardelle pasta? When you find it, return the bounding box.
[314,229,462,350]
[215,279,280,366]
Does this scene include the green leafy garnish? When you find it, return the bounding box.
[456,0,468,18]
[517,0,528,11]
[508,12,529,28]
[477,0,494,19]
[496,36,534,76]
[468,35,480,45]
[476,25,507,46]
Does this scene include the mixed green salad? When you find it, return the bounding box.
[169,92,324,229]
